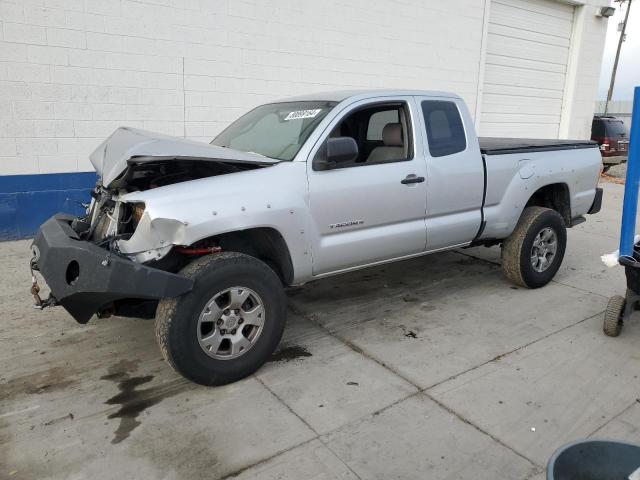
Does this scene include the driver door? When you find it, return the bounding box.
[307,97,427,275]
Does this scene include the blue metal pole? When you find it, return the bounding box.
[619,86,640,257]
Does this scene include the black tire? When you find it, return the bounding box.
[603,295,625,337]
[155,252,286,386]
[501,206,567,288]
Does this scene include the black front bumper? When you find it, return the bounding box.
[32,214,193,323]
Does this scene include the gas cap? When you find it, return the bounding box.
[519,159,534,179]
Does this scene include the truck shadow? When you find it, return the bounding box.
[286,249,501,326]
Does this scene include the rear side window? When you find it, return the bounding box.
[591,119,605,137]
[421,100,466,157]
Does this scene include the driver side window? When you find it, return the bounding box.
[321,102,412,168]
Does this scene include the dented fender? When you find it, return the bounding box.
[116,213,184,263]
[114,161,314,281]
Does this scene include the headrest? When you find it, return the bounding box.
[382,123,403,147]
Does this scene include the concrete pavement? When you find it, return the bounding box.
[1,181,638,479]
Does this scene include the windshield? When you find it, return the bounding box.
[211,101,337,161]
[605,120,628,137]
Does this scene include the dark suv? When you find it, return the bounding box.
[592,115,629,171]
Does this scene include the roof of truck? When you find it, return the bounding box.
[275,89,461,103]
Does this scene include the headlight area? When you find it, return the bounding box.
[76,198,169,264]
[91,199,216,267]
[115,210,185,264]
[130,202,146,226]
[85,199,143,245]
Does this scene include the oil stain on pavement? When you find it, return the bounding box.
[101,347,311,444]
[101,359,188,444]
[269,345,312,362]
[0,366,77,401]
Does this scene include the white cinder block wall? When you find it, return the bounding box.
[558,1,610,139]
[0,0,609,178]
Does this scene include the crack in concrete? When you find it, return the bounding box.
[586,397,640,439]
[424,310,605,391]
[422,391,540,471]
[316,437,365,480]
[254,375,319,436]
[218,438,318,480]
[287,304,548,469]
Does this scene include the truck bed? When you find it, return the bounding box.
[479,137,598,156]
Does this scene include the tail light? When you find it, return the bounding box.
[599,137,611,152]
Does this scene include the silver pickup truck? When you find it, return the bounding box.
[31,89,603,385]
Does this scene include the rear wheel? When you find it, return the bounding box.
[603,295,625,337]
[501,207,567,288]
[155,252,286,386]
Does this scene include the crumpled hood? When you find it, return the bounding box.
[89,127,278,187]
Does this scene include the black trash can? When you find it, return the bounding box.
[547,439,640,480]
[604,251,640,337]
[621,254,640,295]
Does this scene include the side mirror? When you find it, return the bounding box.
[313,137,359,170]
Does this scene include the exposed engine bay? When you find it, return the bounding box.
[109,158,263,191]
[78,159,267,268]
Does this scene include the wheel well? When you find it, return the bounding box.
[525,183,571,226]
[200,228,294,286]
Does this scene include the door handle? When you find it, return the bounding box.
[401,174,425,185]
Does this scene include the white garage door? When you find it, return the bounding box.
[479,0,575,138]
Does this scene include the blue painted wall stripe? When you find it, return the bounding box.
[0,172,97,240]
[0,171,97,194]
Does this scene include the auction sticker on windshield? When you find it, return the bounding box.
[284,109,322,121]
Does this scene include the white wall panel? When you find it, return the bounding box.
[479,0,575,138]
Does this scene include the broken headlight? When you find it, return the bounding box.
[131,202,146,226]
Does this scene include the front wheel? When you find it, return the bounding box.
[501,206,567,288]
[155,252,287,386]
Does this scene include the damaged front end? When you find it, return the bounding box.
[30,127,276,323]
[30,213,194,324]
[81,185,178,264]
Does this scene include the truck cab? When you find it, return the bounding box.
[303,92,483,274]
